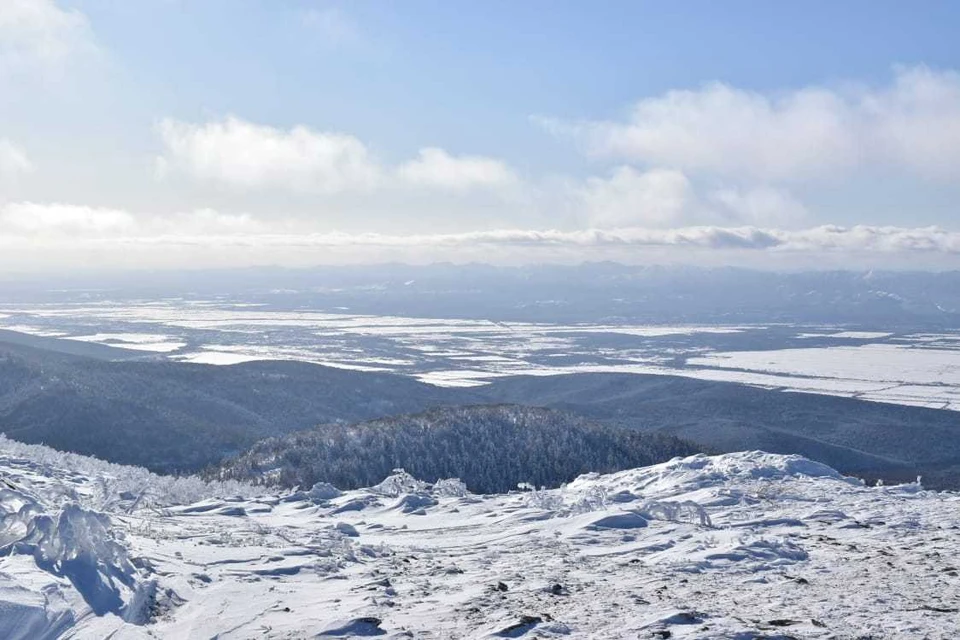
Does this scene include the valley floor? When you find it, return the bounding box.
[1,447,958,639]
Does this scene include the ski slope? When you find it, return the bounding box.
[0,438,957,639]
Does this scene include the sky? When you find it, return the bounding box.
[2,0,960,272]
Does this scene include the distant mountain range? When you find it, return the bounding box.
[2,333,960,487]
[5,264,960,326]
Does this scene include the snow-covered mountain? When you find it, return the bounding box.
[1,437,957,639]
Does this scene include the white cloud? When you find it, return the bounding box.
[574,168,806,229]
[5,201,960,258]
[543,85,854,181]
[238,224,949,255]
[542,66,960,182]
[0,202,275,238]
[776,224,960,254]
[157,116,520,196]
[157,226,783,251]
[708,186,808,227]
[0,0,95,75]
[0,139,33,179]
[164,208,266,235]
[0,202,135,234]
[157,116,382,193]
[867,66,960,179]
[578,167,692,228]
[151,115,812,231]
[397,147,517,190]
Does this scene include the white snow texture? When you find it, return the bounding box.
[0,438,956,639]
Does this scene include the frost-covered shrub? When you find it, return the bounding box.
[433,478,469,498]
[0,484,145,618]
[640,500,711,527]
[567,485,608,514]
[0,435,267,509]
[372,469,428,497]
[518,483,564,511]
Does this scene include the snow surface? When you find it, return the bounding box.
[0,325,69,338]
[689,343,960,410]
[173,351,265,365]
[67,333,187,353]
[0,440,957,639]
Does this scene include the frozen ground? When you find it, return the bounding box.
[0,438,958,639]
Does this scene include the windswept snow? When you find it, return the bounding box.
[0,441,957,638]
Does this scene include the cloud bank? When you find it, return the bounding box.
[2,202,959,257]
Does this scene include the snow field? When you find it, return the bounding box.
[0,443,957,638]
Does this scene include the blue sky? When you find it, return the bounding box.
[1,0,960,271]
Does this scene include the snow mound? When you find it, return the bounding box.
[566,451,849,500]
[588,512,648,530]
[334,521,359,537]
[372,469,428,497]
[391,493,438,515]
[701,537,809,569]
[318,616,385,636]
[308,482,343,502]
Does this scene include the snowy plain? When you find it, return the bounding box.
[687,343,960,410]
[3,300,960,410]
[0,438,958,639]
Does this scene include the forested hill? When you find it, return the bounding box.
[214,405,702,493]
[474,372,960,488]
[0,339,467,472]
